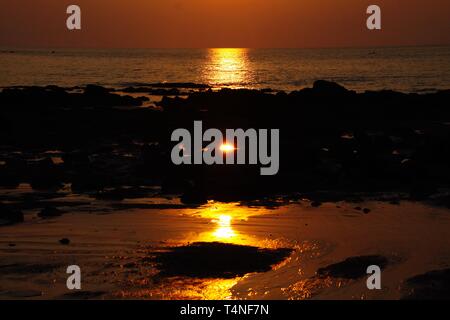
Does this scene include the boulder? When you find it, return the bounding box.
[312,80,349,95]
[317,255,388,279]
[38,206,63,218]
[0,203,24,225]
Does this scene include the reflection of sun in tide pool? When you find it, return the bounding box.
[183,201,287,248]
[213,215,236,240]
[148,201,296,300]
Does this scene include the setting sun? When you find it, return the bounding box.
[220,143,235,152]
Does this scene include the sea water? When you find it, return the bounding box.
[0,46,449,92]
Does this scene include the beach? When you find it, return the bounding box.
[1,0,450,311]
[1,196,449,300]
[1,77,450,300]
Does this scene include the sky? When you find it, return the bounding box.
[0,0,449,48]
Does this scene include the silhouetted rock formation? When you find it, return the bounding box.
[151,242,293,278]
[317,255,389,279]
[0,81,449,203]
[38,206,63,218]
[0,203,24,225]
[402,268,450,300]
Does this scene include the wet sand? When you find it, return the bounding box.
[1,82,450,300]
[1,198,449,300]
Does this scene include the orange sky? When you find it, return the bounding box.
[0,0,449,48]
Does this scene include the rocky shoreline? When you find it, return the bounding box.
[1,81,450,224]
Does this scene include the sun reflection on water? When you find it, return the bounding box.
[185,201,287,248]
[213,215,236,240]
[125,201,300,300]
[122,278,241,300]
[203,48,251,88]
[192,201,255,244]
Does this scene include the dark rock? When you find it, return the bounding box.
[0,169,20,188]
[84,84,111,96]
[123,87,152,93]
[83,85,144,107]
[59,238,70,245]
[151,242,293,278]
[30,158,63,190]
[144,82,210,89]
[0,85,145,110]
[181,189,208,205]
[149,88,181,96]
[141,144,164,167]
[60,291,107,300]
[0,263,61,275]
[62,151,90,168]
[71,172,110,193]
[0,203,24,225]
[0,158,27,188]
[429,194,450,209]
[38,206,63,218]
[317,255,389,279]
[2,81,450,204]
[0,290,43,298]
[409,184,437,201]
[402,268,450,300]
[95,188,126,201]
[363,208,371,214]
[311,201,322,208]
[313,80,349,95]
[95,186,156,201]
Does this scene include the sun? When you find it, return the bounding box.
[220,143,235,152]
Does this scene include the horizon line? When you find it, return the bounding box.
[1,43,450,51]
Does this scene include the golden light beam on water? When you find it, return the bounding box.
[155,201,295,250]
[141,201,298,300]
[188,201,284,247]
[212,214,236,240]
[203,48,250,88]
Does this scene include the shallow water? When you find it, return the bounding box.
[1,47,449,92]
[1,197,449,300]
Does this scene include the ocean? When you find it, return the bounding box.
[1,46,449,92]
